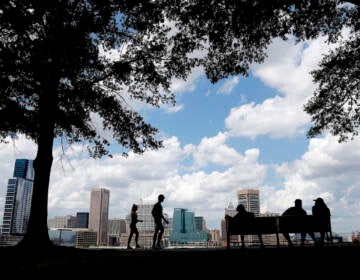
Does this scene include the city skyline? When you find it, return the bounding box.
[1,30,360,234]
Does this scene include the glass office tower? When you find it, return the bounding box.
[2,159,34,235]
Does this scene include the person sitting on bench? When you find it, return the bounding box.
[227,204,264,248]
[282,199,315,246]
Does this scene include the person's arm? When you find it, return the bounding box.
[161,213,169,224]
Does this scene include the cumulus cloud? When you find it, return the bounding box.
[225,98,310,139]
[216,77,239,95]
[225,36,336,139]
[260,134,360,233]
[185,132,243,168]
[170,66,204,95]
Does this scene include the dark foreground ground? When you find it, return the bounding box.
[1,244,359,276]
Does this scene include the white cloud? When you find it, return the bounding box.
[216,77,239,95]
[170,67,204,94]
[163,104,184,114]
[260,133,360,233]
[185,132,243,168]
[225,99,310,139]
[225,36,337,140]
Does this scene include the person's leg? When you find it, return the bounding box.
[156,224,164,247]
[152,231,158,248]
[258,234,264,248]
[127,230,133,249]
[240,235,245,248]
[308,231,316,245]
[320,231,325,246]
[283,232,293,246]
[135,228,140,248]
[300,232,306,246]
[153,223,159,248]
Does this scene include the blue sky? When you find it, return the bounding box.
[0,30,359,237]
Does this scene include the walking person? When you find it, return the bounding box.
[127,204,142,249]
[152,194,169,249]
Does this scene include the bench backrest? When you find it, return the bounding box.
[227,215,331,235]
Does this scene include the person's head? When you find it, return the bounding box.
[131,204,138,211]
[158,194,165,202]
[294,199,302,208]
[236,204,246,213]
[314,197,325,206]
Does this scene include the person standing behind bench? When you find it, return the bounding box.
[281,199,315,246]
[312,197,332,246]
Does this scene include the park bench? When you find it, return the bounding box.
[225,215,333,248]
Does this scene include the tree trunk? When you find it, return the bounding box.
[18,90,56,250]
[18,130,54,249]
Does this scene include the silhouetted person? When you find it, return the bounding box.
[312,197,332,246]
[127,204,143,249]
[152,194,169,249]
[226,204,264,248]
[281,199,315,246]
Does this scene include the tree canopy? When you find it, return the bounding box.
[304,18,359,142]
[0,0,358,248]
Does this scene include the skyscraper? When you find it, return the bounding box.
[89,188,110,246]
[170,208,209,245]
[2,159,34,235]
[237,189,260,217]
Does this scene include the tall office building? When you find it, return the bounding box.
[75,212,89,228]
[194,216,206,231]
[2,159,34,235]
[170,208,209,245]
[237,189,260,217]
[89,188,110,246]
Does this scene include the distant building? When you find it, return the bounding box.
[237,189,260,216]
[194,216,207,231]
[48,215,74,229]
[75,212,89,228]
[107,218,126,246]
[209,229,221,246]
[2,159,34,236]
[169,208,209,245]
[48,228,97,248]
[66,212,89,229]
[89,188,110,246]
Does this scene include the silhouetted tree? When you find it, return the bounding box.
[0,0,358,249]
[305,27,359,142]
